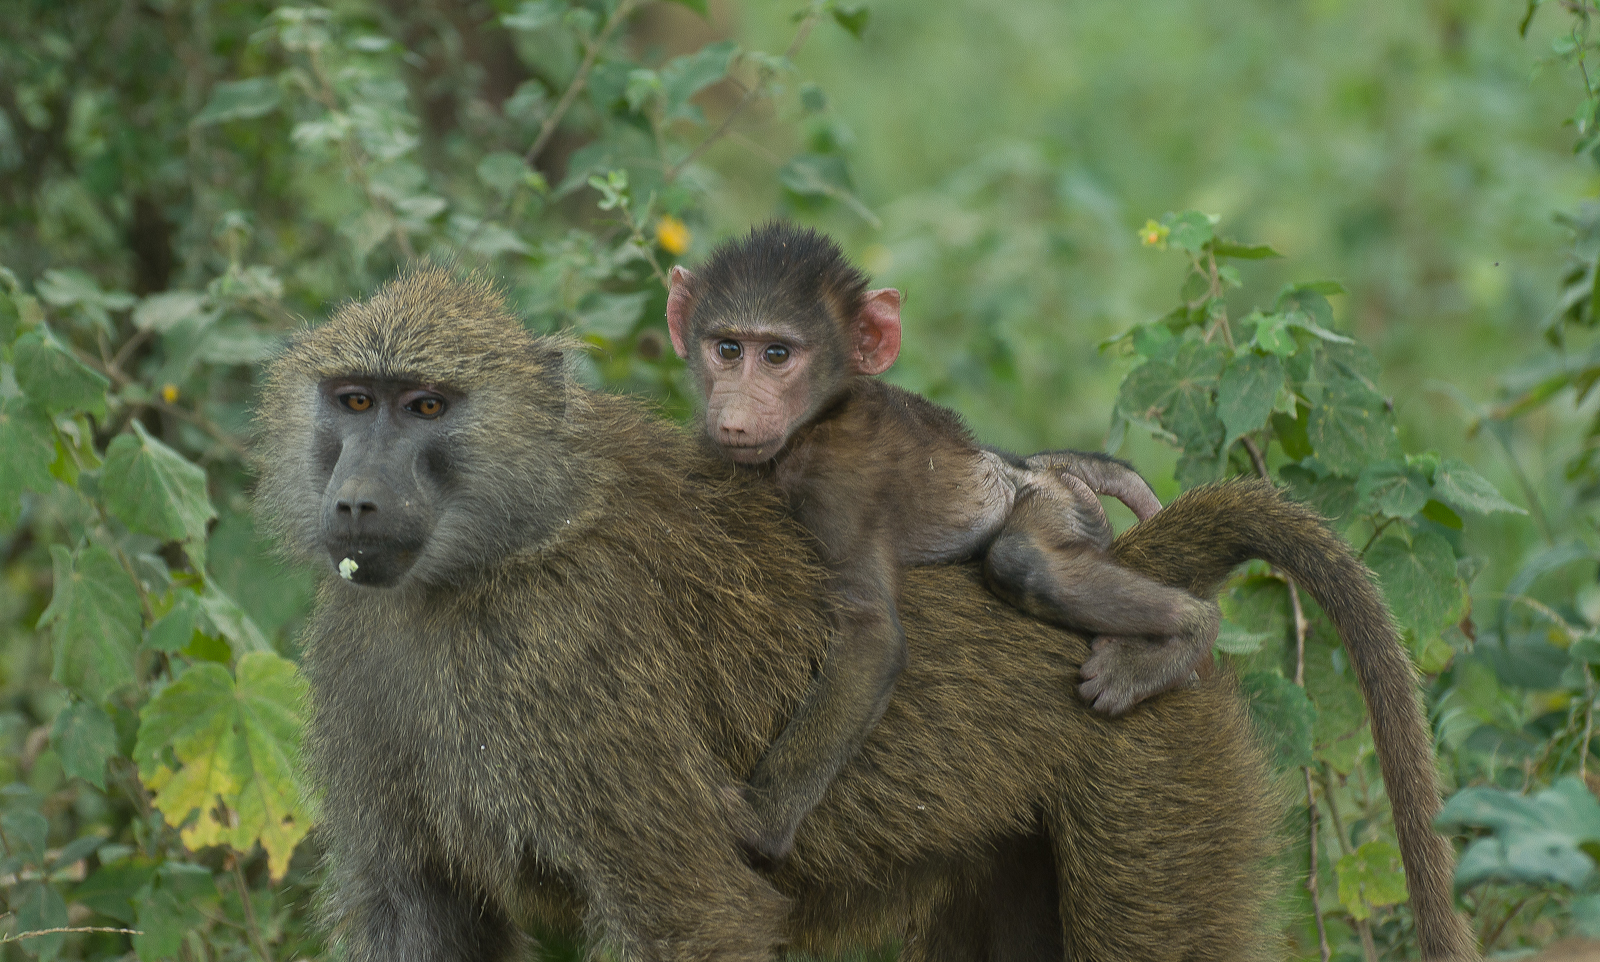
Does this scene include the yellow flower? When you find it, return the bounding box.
[1139,219,1170,248]
[656,215,691,256]
[160,383,180,404]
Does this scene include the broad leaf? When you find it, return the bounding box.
[1241,672,1316,769]
[12,330,109,418]
[1356,460,1432,518]
[101,421,216,545]
[0,397,57,523]
[52,701,118,790]
[1366,532,1463,646]
[1431,457,1526,515]
[659,41,737,121]
[1305,376,1398,476]
[39,545,141,702]
[1438,778,1600,891]
[1336,840,1409,920]
[193,77,281,125]
[12,880,68,961]
[1218,352,1284,450]
[136,652,311,878]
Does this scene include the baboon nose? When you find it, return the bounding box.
[329,476,392,535]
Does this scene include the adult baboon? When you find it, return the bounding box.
[256,269,1476,961]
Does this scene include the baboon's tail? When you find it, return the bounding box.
[1112,478,1478,962]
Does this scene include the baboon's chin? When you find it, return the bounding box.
[325,541,421,588]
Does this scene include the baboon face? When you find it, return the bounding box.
[256,269,584,592]
[314,377,455,587]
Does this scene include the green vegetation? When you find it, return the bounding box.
[2,0,1600,957]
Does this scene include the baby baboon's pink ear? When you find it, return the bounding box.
[666,266,697,359]
[852,288,902,376]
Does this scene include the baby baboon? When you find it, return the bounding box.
[255,269,1476,962]
[667,223,1219,862]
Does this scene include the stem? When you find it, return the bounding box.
[1356,918,1379,962]
[1304,767,1332,962]
[524,0,643,167]
[1584,665,1598,778]
[2,927,145,943]
[233,859,272,962]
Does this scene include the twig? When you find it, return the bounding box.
[1304,767,1332,962]
[233,859,273,962]
[524,0,643,167]
[2,926,143,942]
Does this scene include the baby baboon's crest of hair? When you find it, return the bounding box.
[694,222,869,340]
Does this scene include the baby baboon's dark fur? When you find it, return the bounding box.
[256,269,1475,962]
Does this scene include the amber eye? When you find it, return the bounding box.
[716,340,742,361]
[341,393,373,412]
[763,344,790,365]
[407,396,446,418]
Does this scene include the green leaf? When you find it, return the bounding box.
[662,0,708,13]
[1167,210,1215,255]
[1218,353,1284,450]
[0,288,18,342]
[132,291,207,332]
[779,152,854,198]
[135,652,311,879]
[831,2,870,37]
[146,594,199,653]
[659,41,738,121]
[52,701,118,790]
[1438,777,1600,891]
[39,545,141,702]
[12,331,109,418]
[1212,240,1283,260]
[100,421,216,545]
[72,861,155,925]
[1245,311,1297,356]
[0,397,57,523]
[1305,377,1399,476]
[1241,672,1316,769]
[1420,499,1464,530]
[1115,336,1227,456]
[12,880,69,961]
[3,808,48,864]
[1336,840,1408,920]
[576,290,650,339]
[1366,532,1463,646]
[193,77,281,125]
[477,151,530,197]
[1356,460,1432,518]
[133,887,201,962]
[1431,457,1526,515]
[502,0,565,31]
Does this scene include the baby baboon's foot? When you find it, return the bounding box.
[1078,636,1205,716]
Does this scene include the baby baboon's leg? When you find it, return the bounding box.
[984,480,1219,715]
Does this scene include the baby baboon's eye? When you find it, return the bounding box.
[763,344,791,365]
[716,340,742,362]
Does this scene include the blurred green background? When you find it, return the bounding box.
[6,0,1600,958]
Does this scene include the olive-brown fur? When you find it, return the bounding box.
[257,269,1472,961]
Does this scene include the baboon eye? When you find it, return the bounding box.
[406,395,446,419]
[763,344,791,365]
[716,340,742,361]
[341,392,373,412]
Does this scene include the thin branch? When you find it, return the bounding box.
[525,0,643,167]
[2,926,144,943]
[1303,767,1332,962]
[233,860,273,962]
